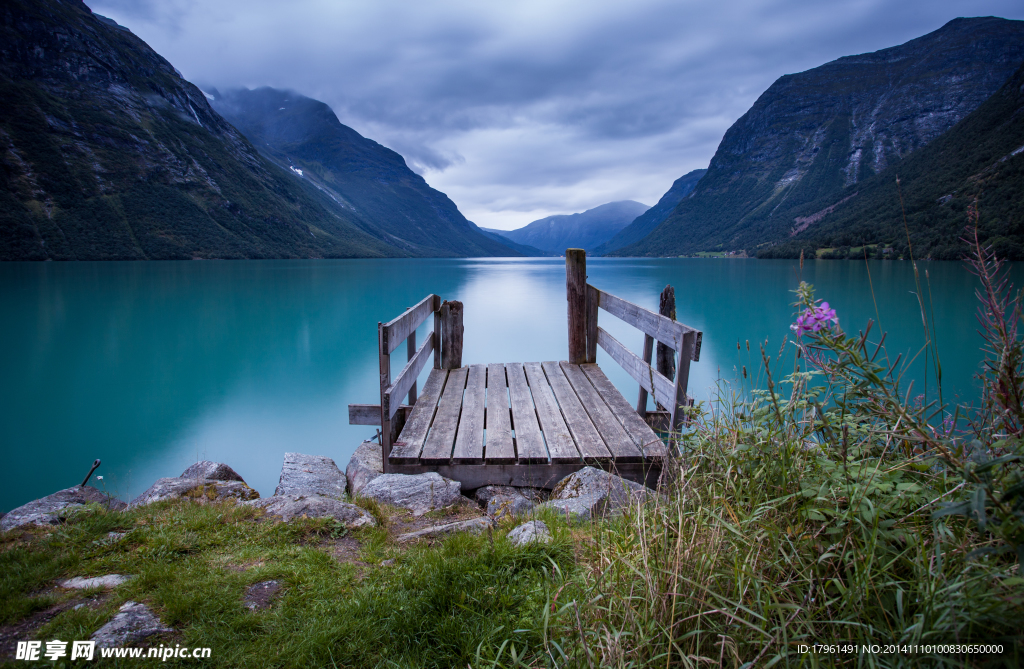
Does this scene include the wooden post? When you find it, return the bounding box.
[655,285,676,410]
[433,295,442,369]
[378,322,392,473]
[585,284,598,363]
[566,249,587,364]
[407,329,417,404]
[670,331,695,433]
[636,333,653,416]
[440,300,464,369]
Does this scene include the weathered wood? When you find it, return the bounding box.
[656,285,677,409]
[348,403,413,426]
[597,289,702,360]
[407,329,418,404]
[580,363,668,459]
[637,333,654,416]
[543,361,611,463]
[452,364,486,464]
[597,327,677,414]
[642,410,671,433]
[384,331,435,420]
[387,461,661,490]
[484,364,516,464]
[390,368,448,464]
[670,330,696,433]
[566,249,588,364]
[383,294,436,354]
[560,362,643,462]
[506,363,547,464]
[586,284,599,364]
[419,366,468,464]
[524,362,580,463]
[378,321,392,469]
[433,295,442,369]
[439,300,464,370]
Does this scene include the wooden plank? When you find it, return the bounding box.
[384,331,435,420]
[597,289,703,360]
[378,322,393,468]
[389,368,448,463]
[419,366,469,464]
[348,404,412,426]
[566,249,588,364]
[637,333,653,416]
[581,363,668,459]
[542,361,611,463]
[524,362,580,463]
[484,364,516,464]
[505,363,548,464]
[387,461,661,490]
[452,364,486,464]
[560,362,643,463]
[383,294,436,354]
[597,326,677,409]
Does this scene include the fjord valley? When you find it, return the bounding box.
[611,17,1024,260]
[0,0,524,260]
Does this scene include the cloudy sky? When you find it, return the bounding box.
[91,0,1023,230]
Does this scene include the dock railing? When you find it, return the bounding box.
[347,294,465,472]
[565,249,702,435]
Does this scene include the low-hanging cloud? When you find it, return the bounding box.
[92,0,1024,229]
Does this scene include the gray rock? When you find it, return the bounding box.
[346,441,383,496]
[243,580,281,611]
[128,478,259,508]
[474,485,537,520]
[507,520,551,546]
[91,601,173,648]
[1,486,126,532]
[359,472,462,516]
[61,574,133,589]
[274,452,346,498]
[245,494,375,527]
[181,461,244,482]
[396,517,493,543]
[538,494,607,522]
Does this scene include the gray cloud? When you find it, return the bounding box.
[91,0,1024,229]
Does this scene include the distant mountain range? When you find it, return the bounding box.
[591,170,705,255]
[612,17,1024,259]
[488,201,649,255]
[209,87,520,257]
[0,0,523,260]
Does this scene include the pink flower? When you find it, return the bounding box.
[791,301,838,334]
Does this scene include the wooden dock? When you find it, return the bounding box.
[349,250,702,489]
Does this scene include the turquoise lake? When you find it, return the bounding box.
[0,257,1005,512]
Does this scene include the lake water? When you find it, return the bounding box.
[0,257,1004,512]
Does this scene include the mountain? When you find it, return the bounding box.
[209,87,520,258]
[493,201,649,255]
[473,225,553,256]
[591,170,706,255]
[612,17,1024,257]
[758,60,1024,260]
[0,0,397,260]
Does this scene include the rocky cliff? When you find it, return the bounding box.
[0,0,390,259]
[210,87,523,258]
[613,17,1024,257]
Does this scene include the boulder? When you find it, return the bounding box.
[537,467,651,521]
[396,517,493,543]
[128,478,258,508]
[245,494,375,527]
[474,485,538,520]
[181,461,244,482]
[274,453,346,498]
[346,441,383,496]
[508,520,551,546]
[61,574,133,589]
[359,472,462,516]
[1,486,126,532]
[91,601,173,648]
